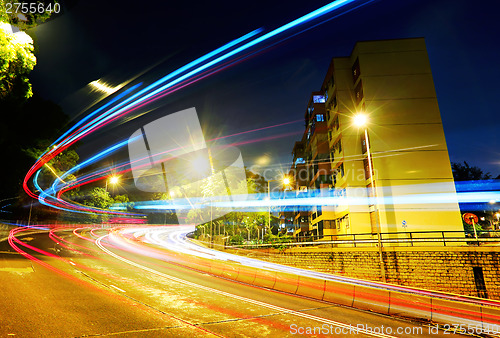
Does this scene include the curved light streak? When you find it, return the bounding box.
[24,0,383,216]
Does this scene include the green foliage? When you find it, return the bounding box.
[0,20,36,101]
[463,220,483,235]
[113,194,130,204]
[452,161,491,181]
[23,141,79,192]
[81,187,113,209]
[227,234,245,245]
[264,233,294,250]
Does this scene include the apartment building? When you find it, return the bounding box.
[284,38,464,241]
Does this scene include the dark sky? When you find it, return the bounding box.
[28,0,500,177]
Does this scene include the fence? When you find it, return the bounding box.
[220,230,500,249]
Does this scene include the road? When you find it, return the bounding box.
[0,225,459,337]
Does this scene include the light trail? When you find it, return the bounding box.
[130,182,500,213]
[96,232,397,338]
[24,0,369,215]
[48,119,303,215]
[100,225,500,327]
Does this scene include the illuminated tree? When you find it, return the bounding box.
[0,21,36,101]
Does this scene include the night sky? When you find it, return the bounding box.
[28,0,500,178]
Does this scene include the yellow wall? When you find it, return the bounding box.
[317,38,463,240]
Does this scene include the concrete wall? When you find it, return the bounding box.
[231,246,500,300]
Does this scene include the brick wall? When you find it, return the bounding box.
[223,246,500,300]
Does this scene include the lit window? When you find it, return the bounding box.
[316,114,325,122]
[295,157,305,165]
[313,95,326,103]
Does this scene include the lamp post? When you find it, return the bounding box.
[353,113,386,283]
[267,177,291,231]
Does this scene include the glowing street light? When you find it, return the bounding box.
[105,175,120,192]
[353,113,368,127]
[353,113,386,283]
[267,176,291,229]
[109,175,120,185]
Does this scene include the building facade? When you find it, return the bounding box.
[284,38,464,241]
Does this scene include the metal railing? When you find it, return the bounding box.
[222,230,500,250]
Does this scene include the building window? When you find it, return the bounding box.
[317,175,331,185]
[318,220,324,238]
[333,139,342,153]
[354,80,364,105]
[352,57,360,84]
[361,134,368,153]
[334,188,346,198]
[313,95,325,103]
[332,162,344,178]
[324,220,334,229]
[336,214,349,230]
[308,103,314,114]
[295,157,305,165]
[367,182,375,198]
[327,76,334,89]
[332,116,340,130]
[364,158,373,180]
[316,114,325,122]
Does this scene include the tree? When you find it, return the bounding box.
[192,168,280,243]
[113,194,130,204]
[0,20,36,101]
[80,187,113,209]
[451,161,491,181]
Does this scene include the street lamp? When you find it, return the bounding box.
[353,114,377,223]
[105,175,120,192]
[353,113,386,283]
[267,176,291,230]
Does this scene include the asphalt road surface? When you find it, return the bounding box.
[0,225,463,337]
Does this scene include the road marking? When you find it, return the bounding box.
[96,235,396,338]
[110,284,126,293]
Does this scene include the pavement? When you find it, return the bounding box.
[0,226,466,337]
